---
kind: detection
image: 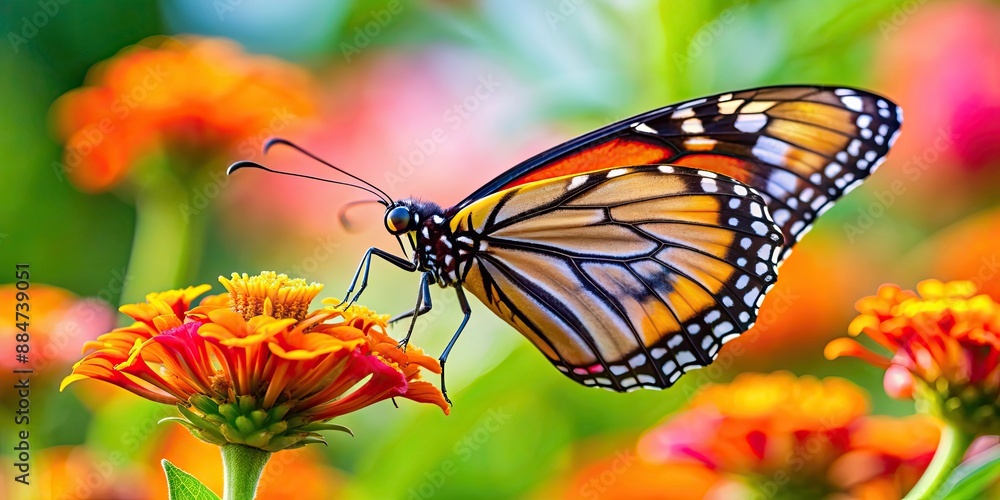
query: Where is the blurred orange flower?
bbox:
[904,206,1000,301]
[8,446,150,500]
[826,280,1000,434]
[61,271,448,452]
[51,35,318,193]
[564,373,937,499]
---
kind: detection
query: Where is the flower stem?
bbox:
[221,444,271,500]
[120,157,202,305]
[904,422,976,500]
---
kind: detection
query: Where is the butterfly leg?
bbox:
[340,247,416,308]
[393,272,433,351]
[438,286,471,406]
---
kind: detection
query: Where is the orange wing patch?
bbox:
[673,154,758,186]
[501,138,673,190]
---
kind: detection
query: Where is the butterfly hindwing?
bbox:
[451,165,784,391]
[458,86,901,261]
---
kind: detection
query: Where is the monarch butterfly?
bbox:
[230,85,901,401]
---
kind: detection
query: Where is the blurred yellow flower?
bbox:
[62,271,448,453]
[51,35,318,193]
[826,280,1000,434]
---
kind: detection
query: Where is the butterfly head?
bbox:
[384,204,414,235]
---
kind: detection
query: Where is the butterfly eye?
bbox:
[385,206,412,234]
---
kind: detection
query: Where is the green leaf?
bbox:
[162,460,221,500]
[934,445,1000,500]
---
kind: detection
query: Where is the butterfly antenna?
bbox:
[227,161,391,203]
[338,199,389,232]
[264,138,394,204]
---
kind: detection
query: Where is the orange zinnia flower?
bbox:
[51,36,318,193]
[61,272,448,452]
[571,372,937,499]
[826,280,1000,434]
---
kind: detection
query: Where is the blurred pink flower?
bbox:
[219,49,553,256]
[0,284,115,371]
[876,0,1000,172]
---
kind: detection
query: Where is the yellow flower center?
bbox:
[220,271,323,321]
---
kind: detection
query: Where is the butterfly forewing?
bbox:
[459,86,901,262]
[452,166,784,391]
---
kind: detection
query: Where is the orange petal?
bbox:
[824,338,891,368]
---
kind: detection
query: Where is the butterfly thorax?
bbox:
[404,200,475,288]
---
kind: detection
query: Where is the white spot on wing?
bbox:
[752,136,792,164]
[682,118,705,134]
[660,359,677,374]
[568,175,589,191]
[841,95,864,112]
[825,163,842,178]
[718,99,743,114]
[671,108,695,119]
[676,350,696,365]
[771,208,790,225]
[848,139,861,156]
[629,353,647,368]
[633,122,657,134]
[735,113,767,133]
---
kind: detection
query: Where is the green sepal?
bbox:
[298,422,354,436]
[218,403,240,422]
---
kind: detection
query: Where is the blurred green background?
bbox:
[2,0,1000,498]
